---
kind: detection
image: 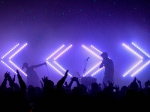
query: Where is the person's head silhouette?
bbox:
[101,52,108,59]
[22,62,29,69]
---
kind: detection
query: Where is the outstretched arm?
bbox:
[31,62,46,68]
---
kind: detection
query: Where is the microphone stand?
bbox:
[83,58,89,77]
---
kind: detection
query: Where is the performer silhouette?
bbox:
[22,62,46,87]
[99,52,114,85]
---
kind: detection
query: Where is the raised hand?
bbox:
[42,76,49,83]
[108,81,114,87]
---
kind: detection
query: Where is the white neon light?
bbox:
[123,60,143,77]
[54,61,72,77]
[9,60,27,76]
[82,45,102,59]
[91,67,104,76]
[122,43,143,59]
[46,61,64,76]
[54,45,72,60]
[9,43,27,59]
[90,45,102,54]
[1,60,17,74]
[1,43,19,59]
[132,42,150,58]
[131,60,150,77]
[46,45,65,60]
[83,62,101,77]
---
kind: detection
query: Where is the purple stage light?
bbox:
[1,43,19,59]
[132,42,150,58]
[9,60,27,76]
[131,60,150,77]
[82,45,103,77]
[46,61,64,76]
[82,45,102,59]
[54,61,72,77]
[123,60,143,77]
[54,45,72,60]
[9,43,27,60]
[122,43,143,59]
[90,45,102,54]
[91,67,104,77]
[46,45,65,60]
[1,60,17,74]
[83,62,101,77]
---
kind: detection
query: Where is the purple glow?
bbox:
[82,45,102,59]
[123,60,143,77]
[9,60,27,76]
[131,60,150,77]
[1,43,19,59]
[91,67,104,77]
[1,60,17,74]
[122,43,143,59]
[46,61,64,76]
[132,42,150,58]
[54,45,72,60]
[46,45,65,60]
[9,43,27,59]
[54,61,72,77]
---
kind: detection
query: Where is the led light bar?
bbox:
[1,43,19,59]
[132,42,150,58]
[1,60,17,74]
[90,45,102,54]
[46,61,64,76]
[82,45,102,59]
[122,43,143,59]
[131,60,150,77]
[54,45,72,60]
[83,62,101,77]
[123,60,143,77]
[9,43,27,59]
[46,45,65,60]
[54,61,72,77]
[9,60,27,76]
[91,67,104,76]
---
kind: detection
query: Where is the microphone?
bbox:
[85,57,90,61]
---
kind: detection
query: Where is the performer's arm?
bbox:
[99,61,104,68]
[31,62,46,68]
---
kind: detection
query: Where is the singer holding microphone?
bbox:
[99,52,114,86]
[22,62,47,87]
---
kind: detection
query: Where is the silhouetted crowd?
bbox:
[0,70,150,112]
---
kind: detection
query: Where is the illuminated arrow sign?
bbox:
[46,44,72,77]
[131,42,150,77]
[122,42,150,77]
[1,43,19,74]
[82,45,103,77]
[9,43,28,76]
